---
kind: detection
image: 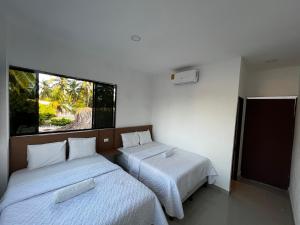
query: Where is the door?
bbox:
[231,97,244,180]
[241,98,296,189]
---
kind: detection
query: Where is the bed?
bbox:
[0,154,168,225]
[117,141,218,219]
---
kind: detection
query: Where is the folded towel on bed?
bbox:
[54,178,96,203]
[163,149,175,158]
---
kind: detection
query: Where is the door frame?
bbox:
[247,96,297,99]
[240,96,297,189]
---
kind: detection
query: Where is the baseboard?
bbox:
[288,188,298,225]
[209,184,230,195]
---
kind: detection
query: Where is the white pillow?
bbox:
[138,130,152,145]
[121,132,140,148]
[27,141,66,170]
[68,137,96,161]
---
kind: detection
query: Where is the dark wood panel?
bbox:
[241,99,296,189]
[98,129,115,154]
[114,125,152,149]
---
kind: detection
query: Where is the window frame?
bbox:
[9,65,117,136]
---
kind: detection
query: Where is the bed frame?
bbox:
[114,125,152,149]
[9,125,152,174]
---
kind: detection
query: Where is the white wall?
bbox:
[0,17,154,193]
[290,75,300,225]
[238,59,248,97]
[7,19,153,128]
[246,66,300,97]
[0,14,9,195]
[236,60,248,177]
[151,58,242,191]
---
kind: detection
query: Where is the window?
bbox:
[9,67,116,136]
[38,73,94,133]
[94,83,116,129]
[9,69,39,135]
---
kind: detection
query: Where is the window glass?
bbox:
[9,69,38,135]
[39,73,93,133]
[94,83,116,129]
[9,67,116,136]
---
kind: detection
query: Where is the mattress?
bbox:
[118,142,158,169]
[0,154,168,225]
[117,142,218,219]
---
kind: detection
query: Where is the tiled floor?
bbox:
[169,180,295,225]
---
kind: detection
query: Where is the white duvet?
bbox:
[118,142,218,219]
[0,155,168,225]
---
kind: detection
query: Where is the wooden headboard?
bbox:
[9,129,114,174]
[114,125,152,149]
[9,125,152,174]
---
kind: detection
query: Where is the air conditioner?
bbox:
[171,70,199,85]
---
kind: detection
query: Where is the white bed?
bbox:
[0,154,168,225]
[117,142,218,219]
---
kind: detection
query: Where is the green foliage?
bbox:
[39,103,56,115]
[39,104,56,125]
[9,70,37,114]
[50,117,72,126]
[38,74,94,128]
[39,75,93,115]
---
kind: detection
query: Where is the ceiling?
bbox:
[4,0,300,74]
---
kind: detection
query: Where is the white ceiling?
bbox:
[5,0,300,74]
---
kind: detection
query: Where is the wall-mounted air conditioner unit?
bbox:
[171,70,199,85]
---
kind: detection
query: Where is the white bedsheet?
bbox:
[0,155,168,225]
[118,142,218,219]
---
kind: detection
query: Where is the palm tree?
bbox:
[46,77,70,114]
[38,75,94,115]
[67,80,81,104]
[10,70,36,93]
[40,80,52,100]
[79,81,93,107]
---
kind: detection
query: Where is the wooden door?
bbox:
[241,98,296,189]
